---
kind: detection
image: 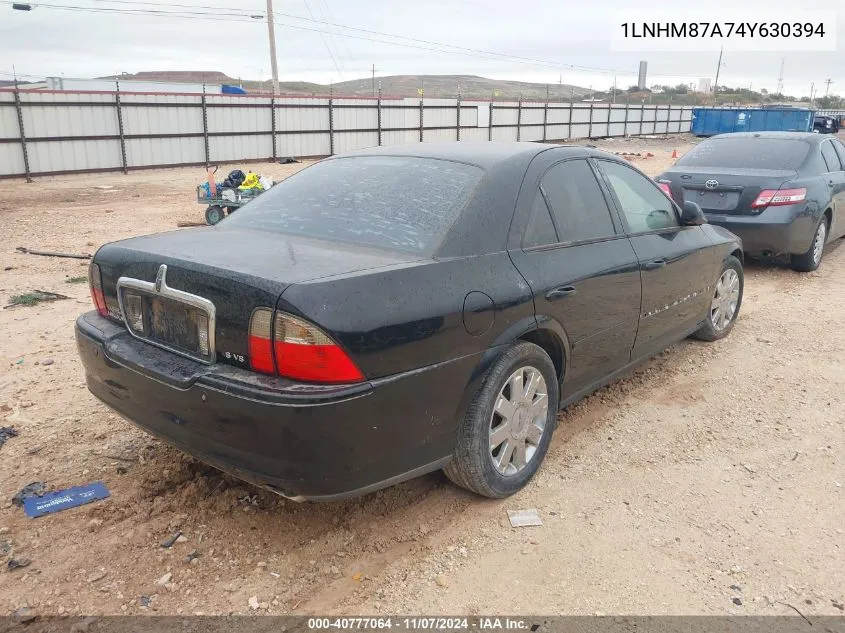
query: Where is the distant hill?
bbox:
[100,72,590,100]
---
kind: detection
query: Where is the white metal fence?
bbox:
[0,89,694,180]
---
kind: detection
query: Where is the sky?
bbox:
[1,0,842,98]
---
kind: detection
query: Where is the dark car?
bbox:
[814,115,840,134]
[657,132,845,272]
[76,142,743,501]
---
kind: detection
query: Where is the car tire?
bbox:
[444,342,559,498]
[790,218,827,272]
[691,255,743,342]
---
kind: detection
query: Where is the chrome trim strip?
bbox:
[116,264,217,364]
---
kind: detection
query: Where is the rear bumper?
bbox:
[75,312,473,500]
[704,205,816,256]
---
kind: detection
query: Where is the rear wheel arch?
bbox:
[450,318,569,438]
[518,326,566,383]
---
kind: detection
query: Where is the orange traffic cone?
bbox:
[671,149,678,159]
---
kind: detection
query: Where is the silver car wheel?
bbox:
[489,366,548,476]
[812,222,826,266]
[710,268,740,332]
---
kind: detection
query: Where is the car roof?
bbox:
[332,141,574,168]
[709,131,823,143]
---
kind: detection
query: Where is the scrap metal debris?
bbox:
[0,426,18,450]
[15,247,92,260]
[507,508,543,528]
[160,532,182,549]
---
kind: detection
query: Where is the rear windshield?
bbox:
[676,138,810,170]
[223,156,484,254]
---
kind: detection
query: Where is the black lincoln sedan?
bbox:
[657,132,845,271]
[76,142,742,501]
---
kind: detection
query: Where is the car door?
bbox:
[508,154,642,399]
[594,158,716,361]
[821,139,845,240]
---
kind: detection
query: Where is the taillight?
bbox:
[248,308,276,374]
[249,308,363,383]
[274,312,364,383]
[89,263,108,317]
[657,181,672,198]
[751,188,807,209]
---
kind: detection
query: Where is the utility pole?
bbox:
[776,58,785,95]
[712,46,724,103]
[824,78,833,97]
[612,76,617,104]
[265,0,279,95]
[809,82,815,107]
[372,64,377,97]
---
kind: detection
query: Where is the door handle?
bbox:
[643,259,667,271]
[546,286,577,301]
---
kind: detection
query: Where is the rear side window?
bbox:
[599,160,678,234]
[676,138,810,170]
[224,156,483,254]
[833,140,845,168]
[523,192,558,248]
[820,141,842,172]
[539,160,616,243]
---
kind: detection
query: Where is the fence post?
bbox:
[516,98,522,142]
[201,84,210,165]
[623,98,630,137]
[568,99,574,140]
[13,86,32,183]
[328,98,335,156]
[665,105,671,136]
[377,88,383,146]
[456,92,461,141]
[419,98,424,142]
[542,100,548,142]
[488,101,494,141]
[587,102,594,139]
[270,96,277,161]
[114,80,128,174]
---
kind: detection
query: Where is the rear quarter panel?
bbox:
[278,253,536,380]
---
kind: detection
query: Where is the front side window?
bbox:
[599,160,679,234]
[539,159,617,243]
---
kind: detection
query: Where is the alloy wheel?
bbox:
[489,366,548,476]
[710,268,740,332]
[812,222,826,266]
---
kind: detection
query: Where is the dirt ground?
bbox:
[0,135,843,618]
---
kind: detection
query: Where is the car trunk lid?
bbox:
[662,167,797,215]
[93,227,423,370]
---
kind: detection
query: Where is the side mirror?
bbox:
[681,200,707,226]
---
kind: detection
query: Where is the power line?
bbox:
[302,0,344,80]
[9,1,695,79]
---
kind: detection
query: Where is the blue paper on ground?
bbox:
[23,481,110,518]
